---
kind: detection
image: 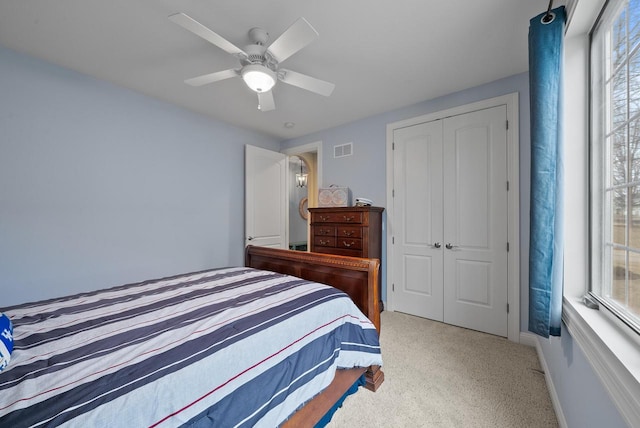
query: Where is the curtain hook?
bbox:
[541,0,555,24]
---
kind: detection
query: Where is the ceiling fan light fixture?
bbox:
[242,64,276,93]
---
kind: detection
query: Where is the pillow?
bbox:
[0,313,13,371]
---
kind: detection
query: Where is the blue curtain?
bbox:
[528,6,566,338]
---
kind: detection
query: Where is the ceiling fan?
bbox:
[169,13,335,112]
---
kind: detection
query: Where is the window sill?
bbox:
[562,297,640,426]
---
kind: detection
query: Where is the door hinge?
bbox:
[506,181,510,191]
[392,142,395,150]
[392,236,395,244]
[392,189,395,198]
[506,120,509,130]
[392,283,395,292]
[507,242,510,252]
[507,303,510,313]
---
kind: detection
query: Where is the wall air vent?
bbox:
[334,142,353,158]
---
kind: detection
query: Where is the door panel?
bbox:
[404,255,433,294]
[245,145,287,248]
[455,260,491,305]
[443,106,508,337]
[392,121,444,320]
[455,128,490,247]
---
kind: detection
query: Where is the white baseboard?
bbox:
[519,331,538,348]
[520,332,568,428]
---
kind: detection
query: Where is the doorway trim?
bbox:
[283,141,323,249]
[385,93,520,342]
[282,141,323,195]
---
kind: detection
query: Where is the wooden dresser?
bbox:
[309,206,384,309]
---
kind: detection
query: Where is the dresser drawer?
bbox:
[336,238,362,250]
[314,226,336,237]
[313,211,363,224]
[313,247,361,258]
[313,236,336,247]
[337,226,362,238]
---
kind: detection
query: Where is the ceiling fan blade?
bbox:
[267,17,319,63]
[169,13,247,59]
[279,69,335,97]
[184,69,239,86]
[257,91,275,112]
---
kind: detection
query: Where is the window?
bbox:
[591,0,640,333]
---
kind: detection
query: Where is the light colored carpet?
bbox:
[329,311,558,427]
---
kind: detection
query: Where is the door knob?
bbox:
[433,242,441,248]
[247,236,255,241]
[445,243,459,250]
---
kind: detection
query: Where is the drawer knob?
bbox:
[343,231,353,236]
[320,215,330,221]
[343,215,355,221]
[343,241,355,247]
[320,239,330,245]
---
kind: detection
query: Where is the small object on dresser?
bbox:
[318,185,351,207]
[355,197,373,207]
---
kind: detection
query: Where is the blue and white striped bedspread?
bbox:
[0,267,382,427]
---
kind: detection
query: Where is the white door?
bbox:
[245,145,287,248]
[442,106,508,336]
[392,120,444,321]
[392,106,508,337]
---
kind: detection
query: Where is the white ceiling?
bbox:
[0,0,558,140]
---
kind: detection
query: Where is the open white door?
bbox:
[245,145,287,248]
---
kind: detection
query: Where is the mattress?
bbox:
[0,267,382,427]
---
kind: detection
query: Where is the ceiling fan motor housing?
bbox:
[243,44,266,63]
[241,38,278,93]
[242,43,277,69]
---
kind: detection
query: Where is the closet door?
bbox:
[442,106,508,336]
[391,105,509,337]
[392,121,444,321]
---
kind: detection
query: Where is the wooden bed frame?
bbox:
[244,246,384,426]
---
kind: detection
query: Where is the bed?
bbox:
[0,246,383,427]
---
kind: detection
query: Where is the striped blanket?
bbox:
[0,267,382,427]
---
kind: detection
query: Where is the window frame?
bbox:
[589,0,640,336]
[561,0,640,426]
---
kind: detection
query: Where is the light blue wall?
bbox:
[0,46,280,307]
[540,331,628,427]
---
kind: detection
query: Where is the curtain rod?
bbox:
[542,0,555,23]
